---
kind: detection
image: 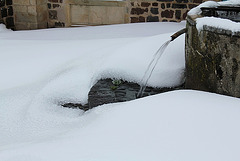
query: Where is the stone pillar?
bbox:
[13,0,48,30]
[185,15,240,97]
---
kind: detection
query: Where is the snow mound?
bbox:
[0,24,11,33]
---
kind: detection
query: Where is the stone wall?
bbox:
[129,0,220,23]
[2,0,222,30]
[0,0,14,29]
[185,15,240,97]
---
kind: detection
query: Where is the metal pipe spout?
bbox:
[171,28,187,41]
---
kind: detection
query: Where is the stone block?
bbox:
[49,10,57,19]
[55,21,65,27]
[48,0,58,3]
[130,17,138,23]
[15,22,28,30]
[37,5,47,22]
[15,12,37,23]
[0,0,5,7]
[157,0,173,2]
[161,3,165,9]
[56,7,66,22]
[147,16,159,22]
[47,3,51,9]
[53,4,60,8]
[29,0,36,5]
[172,3,187,8]
[37,22,48,28]
[193,0,202,3]
[175,10,181,19]
[107,7,125,24]
[47,21,55,28]
[151,8,159,14]
[28,22,38,29]
[167,3,171,8]
[161,10,174,18]
[131,8,148,15]
[7,6,13,16]
[37,0,47,5]
[176,0,188,3]
[6,16,14,28]
[28,6,37,15]
[183,10,188,19]
[188,4,197,9]
[13,6,27,13]
[89,6,108,24]
[139,16,145,22]
[12,0,29,5]
[1,7,7,18]
[141,2,150,7]
[152,3,158,7]
[71,5,89,24]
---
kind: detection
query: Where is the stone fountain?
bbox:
[185,4,240,97]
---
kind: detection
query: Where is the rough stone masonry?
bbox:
[129,0,220,23]
[0,0,14,29]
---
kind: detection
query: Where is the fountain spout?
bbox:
[171,28,187,41]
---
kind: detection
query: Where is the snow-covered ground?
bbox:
[0,20,240,161]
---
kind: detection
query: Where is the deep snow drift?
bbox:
[0,22,240,161]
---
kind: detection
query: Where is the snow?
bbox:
[188,0,240,16]
[0,21,240,161]
[187,1,220,16]
[196,17,240,34]
[1,91,240,161]
[188,0,240,34]
[0,24,11,33]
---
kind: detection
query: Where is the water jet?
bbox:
[137,28,187,98]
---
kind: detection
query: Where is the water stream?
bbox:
[137,39,171,98]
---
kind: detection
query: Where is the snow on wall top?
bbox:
[188,0,240,34]
[188,0,240,16]
[196,17,240,34]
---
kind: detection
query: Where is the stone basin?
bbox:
[63,79,184,111]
